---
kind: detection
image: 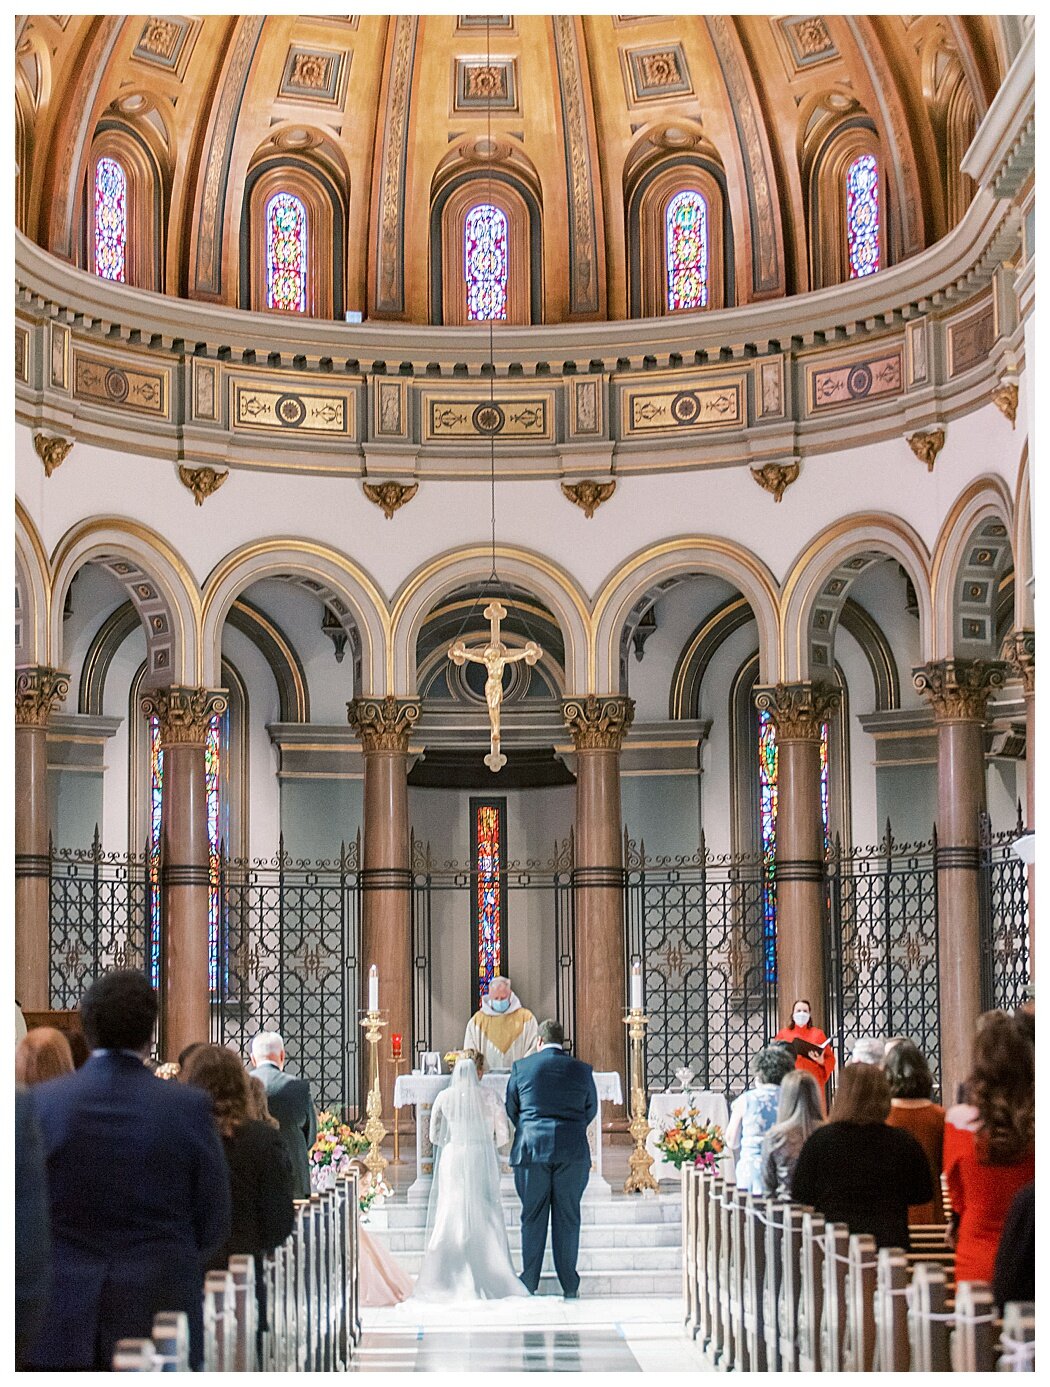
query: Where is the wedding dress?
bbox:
[413,1058,528,1301]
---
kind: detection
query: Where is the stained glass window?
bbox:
[94,156,127,283]
[665,189,709,311]
[464,203,508,321]
[846,153,880,279]
[471,798,506,1004]
[758,711,831,982]
[265,191,308,312]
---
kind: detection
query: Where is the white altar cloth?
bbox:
[394,1069,623,1201]
[645,1088,735,1184]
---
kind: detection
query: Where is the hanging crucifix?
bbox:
[449,601,542,772]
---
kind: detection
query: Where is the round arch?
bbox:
[592,538,781,690]
[16,500,51,666]
[1013,442,1033,630]
[930,475,1014,660]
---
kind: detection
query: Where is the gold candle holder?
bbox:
[361,1009,388,1184]
[623,1007,659,1194]
[385,1054,408,1164]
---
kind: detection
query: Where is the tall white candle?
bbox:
[368,964,379,1012]
[630,958,643,1011]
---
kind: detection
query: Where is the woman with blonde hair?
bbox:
[16,1028,74,1086]
[760,1068,824,1200]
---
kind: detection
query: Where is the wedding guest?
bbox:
[849,1036,886,1067]
[884,1039,945,1223]
[992,1182,1035,1309]
[67,1030,90,1069]
[15,1027,74,1086]
[352,1161,413,1307]
[792,1062,932,1248]
[15,1089,51,1369]
[725,1044,796,1194]
[250,1031,317,1200]
[773,999,836,1104]
[248,1074,280,1129]
[760,1069,824,1200]
[15,999,28,1045]
[943,1012,1034,1284]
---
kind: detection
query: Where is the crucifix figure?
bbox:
[449,601,542,771]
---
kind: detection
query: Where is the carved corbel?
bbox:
[751,460,799,503]
[992,381,1019,428]
[561,479,615,518]
[363,480,418,519]
[907,428,945,472]
[34,433,73,478]
[178,465,229,506]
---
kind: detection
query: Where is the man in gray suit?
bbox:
[250,1031,317,1200]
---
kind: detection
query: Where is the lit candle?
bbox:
[631,958,644,1011]
[368,964,379,1012]
[391,1032,403,1059]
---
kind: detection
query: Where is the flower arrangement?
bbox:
[654,1107,726,1171]
[359,1175,391,1216]
[309,1110,368,1189]
[443,1050,463,1070]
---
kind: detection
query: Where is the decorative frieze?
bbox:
[562,695,635,751]
[15,666,70,727]
[1000,630,1035,695]
[912,659,1008,722]
[621,377,744,434]
[423,391,553,443]
[231,377,355,435]
[947,299,996,377]
[752,681,841,740]
[807,347,903,414]
[74,350,170,418]
[348,696,421,753]
[140,685,229,745]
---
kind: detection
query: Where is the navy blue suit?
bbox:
[505,1046,598,1295]
[27,1051,231,1370]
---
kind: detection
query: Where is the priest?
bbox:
[463,975,539,1072]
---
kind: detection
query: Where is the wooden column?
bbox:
[347,696,420,1117]
[15,666,70,1009]
[752,682,841,1026]
[913,659,1006,1103]
[140,685,228,1061]
[563,695,634,1088]
[1002,630,1035,981]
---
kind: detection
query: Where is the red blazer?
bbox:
[773,1022,836,1090]
[943,1107,1035,1284]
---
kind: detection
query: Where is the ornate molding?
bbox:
[907,428,945,472]
[178,464,228,505]
[751,460,799,502]
[752,681,841,740]
[347,696,421,753]
[551,16,600,314]
[912,659,1008,722]
[140,685,229,745]
[34,432,73,477]
[1001,629,1035,694]
[15,666,70,727]
[374,16,418,313]
[562,694,635,751]
[363,480,418,519]
[561,479,615,518]
[992,380,1019,427]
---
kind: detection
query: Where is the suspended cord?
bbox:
[486,13,497,583]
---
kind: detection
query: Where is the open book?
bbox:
[785,1035,832,1064]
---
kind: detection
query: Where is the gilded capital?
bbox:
[1001,630,1035,695]
[752,681,841,740]
[15,666,70,727]
[562,695,635,751]
[348,696,421,752]
[140,685,229,745]
[912,659,1007,722]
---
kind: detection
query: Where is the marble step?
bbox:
[378,1196,681,1231]
[534,1270,681,1296]
[379,1221,682,1253]
[375,1245,682,1275]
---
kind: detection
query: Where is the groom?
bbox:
[505,1019,597,1299]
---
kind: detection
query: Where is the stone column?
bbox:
[15,666,70,1010]
[1002,631,1035,980]
[752,682,841,1027]
[913,659,1006,1103]
[140,685,228,1061]
[347,696,420,1117]
[563,695,635,1088]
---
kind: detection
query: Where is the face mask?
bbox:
[489,997,510,1013]
[793,1010,811,1028]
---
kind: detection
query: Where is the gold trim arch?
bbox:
[49,517,201,687]
[201,539,389,695]
[1013,442,1033,630]
[15,500,51,665]
[930,475,1014,661]
[592,538,781,691]
[780,515,934,683]
[390,546,592,698]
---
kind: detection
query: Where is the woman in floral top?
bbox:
[725,1044,796,1194]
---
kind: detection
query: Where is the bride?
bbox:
[413,1055,528,1301]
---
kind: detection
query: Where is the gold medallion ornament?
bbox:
[449,602,542,772]
[178,465,228,505]
[363,480,418,519]
[561,479,615,518]
[906,428,945,472]
[33,433,74,478]
[751,460,800,502]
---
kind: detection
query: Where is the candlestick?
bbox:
[391,1032,403,1060]
[368,964,379,1012]
[622,1006,658,1194]
[385,1052,408,1164]
[630,958,643,1012]
[361,1007,388,1184]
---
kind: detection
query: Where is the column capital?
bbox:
[912,659,1008,722]
[1001,629,1036,694]
[348,696,421,752]
[140,685,228,745]
[752,681,840,739]
[562,695,635,751]
[15,665,70,727]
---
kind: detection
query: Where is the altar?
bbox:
[645,1088,734,1183]
[393,1070,623,1201]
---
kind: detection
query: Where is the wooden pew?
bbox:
[112,1339,157,1370]
[743,1195,769,1370]
[797,1210,825,1372]
[846,1233,878,1371]
[909,1262,952,1370]
[777,1204,806,1371]
[727,1184,749,1370]
[997,1301,1035,1372]
[822,1222,850,1372]
[762,1199,786,1371]
[228,1254,257,1372]
[874,1246,910,1372]
[707,1177,726,1366]
[717,1179,735,1368]
[682,1165,699,1337]
[951,1281,997,1371]
[202,1270,236,1372]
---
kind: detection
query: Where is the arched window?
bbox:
[471,797,507,1009]
[94,155,128,282]
[265,191,308,313]
[846,153,880,278]
[464,203,509,321]
[665,189,709,310]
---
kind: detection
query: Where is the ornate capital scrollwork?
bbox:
[906,428,945,472]
[750,460,799,503]
[912,659,1008,722]
[1001,629,1035,694]
[15,665,70,727]
[33,433,73,478]
[347,696,421,752]
[562,694,635,751]
[752,681,841,739]
[140,685,229,745]
[363,480,418,519]
[178,464,229,506]
[561,479,615,518]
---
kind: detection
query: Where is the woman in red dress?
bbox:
[773,998,836,1110]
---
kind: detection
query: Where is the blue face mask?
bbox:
[489,997,510,1013]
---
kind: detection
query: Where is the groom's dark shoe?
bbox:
[519,1275,537,1295]
[563,1291,579,1300]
